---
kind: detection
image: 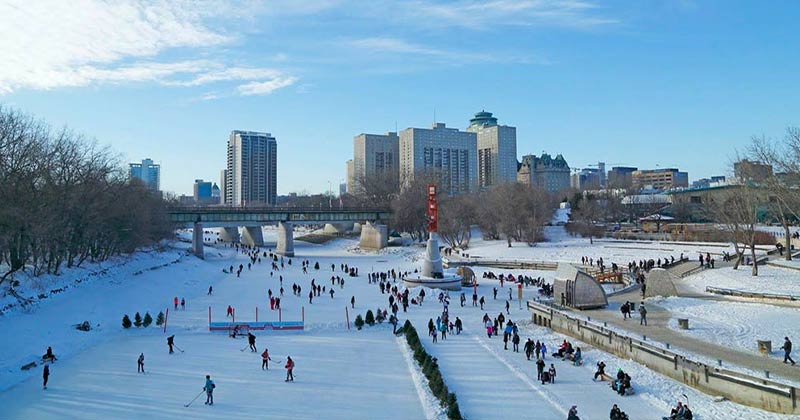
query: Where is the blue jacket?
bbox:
[204,379,215,392]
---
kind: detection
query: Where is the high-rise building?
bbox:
[219,169,228,204]
[607,166,638,189]
[571,168,601,190]
[631,168,689,190]
[345,160,354,194]
[466,111,517,189]
[399,122,477,195]
[129,158,160,192]
[193,179,218,205]
[351,132,400,194]
[225,130,278,206]
[517,153,570,192]
[598,162,606,187]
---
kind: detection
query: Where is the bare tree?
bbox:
[748,130,800,261]
[0,106,172,286]
[569,194,605,244]
[438,194,476,249]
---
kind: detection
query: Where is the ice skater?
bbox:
[285,357,295,381]
[137,353,145,373]
[203,375,215,405]
[42,365,50,390]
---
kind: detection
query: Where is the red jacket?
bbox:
[285,359,294,369]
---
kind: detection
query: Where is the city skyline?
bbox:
[2,1,799,195]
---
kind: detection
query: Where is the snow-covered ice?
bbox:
[1,225,798,419]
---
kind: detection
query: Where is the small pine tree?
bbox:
[446,394,463,420]
[354,314,365,330]
[365,310,375,326]
[134,312,143,327]
[122,314,132,329]
[156,311,165,326]
[143,312,153,327]
[314,262,319,270]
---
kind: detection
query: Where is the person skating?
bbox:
[137,353,145,373]
[479,296,485,310]
[512,332,520,352]
[351,296,355,309]
[174,296,179,310]
[208,285,213,295]
[42,346,57,363]
[227,305,233,317]
[454,317,462,335]
[167,335,175,354]
[248,332,257,352]
[285,356,295,381]
[203,375,215,405]
[782,336,796,365]
[548,364,556,383]
[181,298,185,310]
[42,365,50,390]
[261,349,272,370]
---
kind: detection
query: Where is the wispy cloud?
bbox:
[237,76,299,96]
[399,0,618,29]
[0,0,296,96]
[346,37,538,65]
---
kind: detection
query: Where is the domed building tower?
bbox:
[467,110,517,189]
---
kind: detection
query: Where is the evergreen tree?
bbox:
[134,312,143,327]
[122,314,132,329]
[143,312,153,327]
[155,311,165,326]
[365,310,375,326]
[354,314,365,330]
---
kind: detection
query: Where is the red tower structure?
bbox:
[426,184,438,234]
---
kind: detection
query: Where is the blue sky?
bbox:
[2,0,798,195]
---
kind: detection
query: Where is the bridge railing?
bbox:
[167,206,391,213]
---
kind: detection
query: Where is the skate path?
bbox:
[418,329,565,420]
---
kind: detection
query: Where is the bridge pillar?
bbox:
[360,222,388,250]
[220,227,240,243]
[277,222,295,257]
[192,222,205,259]
[242,226,264,247]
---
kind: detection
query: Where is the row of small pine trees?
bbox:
[354,309,385,329]
[398,320,463,420]
[122,311,165,328]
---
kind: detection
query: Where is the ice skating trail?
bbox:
[1,226,797,420]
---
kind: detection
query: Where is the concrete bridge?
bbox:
[167,206,392,259]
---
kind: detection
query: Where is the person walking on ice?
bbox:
[638,302,648,326]
[42,365,50,390]
[783,336,796,365]
[137,353,145,373]
[167,335,175,354]
[285,356,295,381]
[248,333,257,352]
[203,375,215,405]
[261,349,273,370]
